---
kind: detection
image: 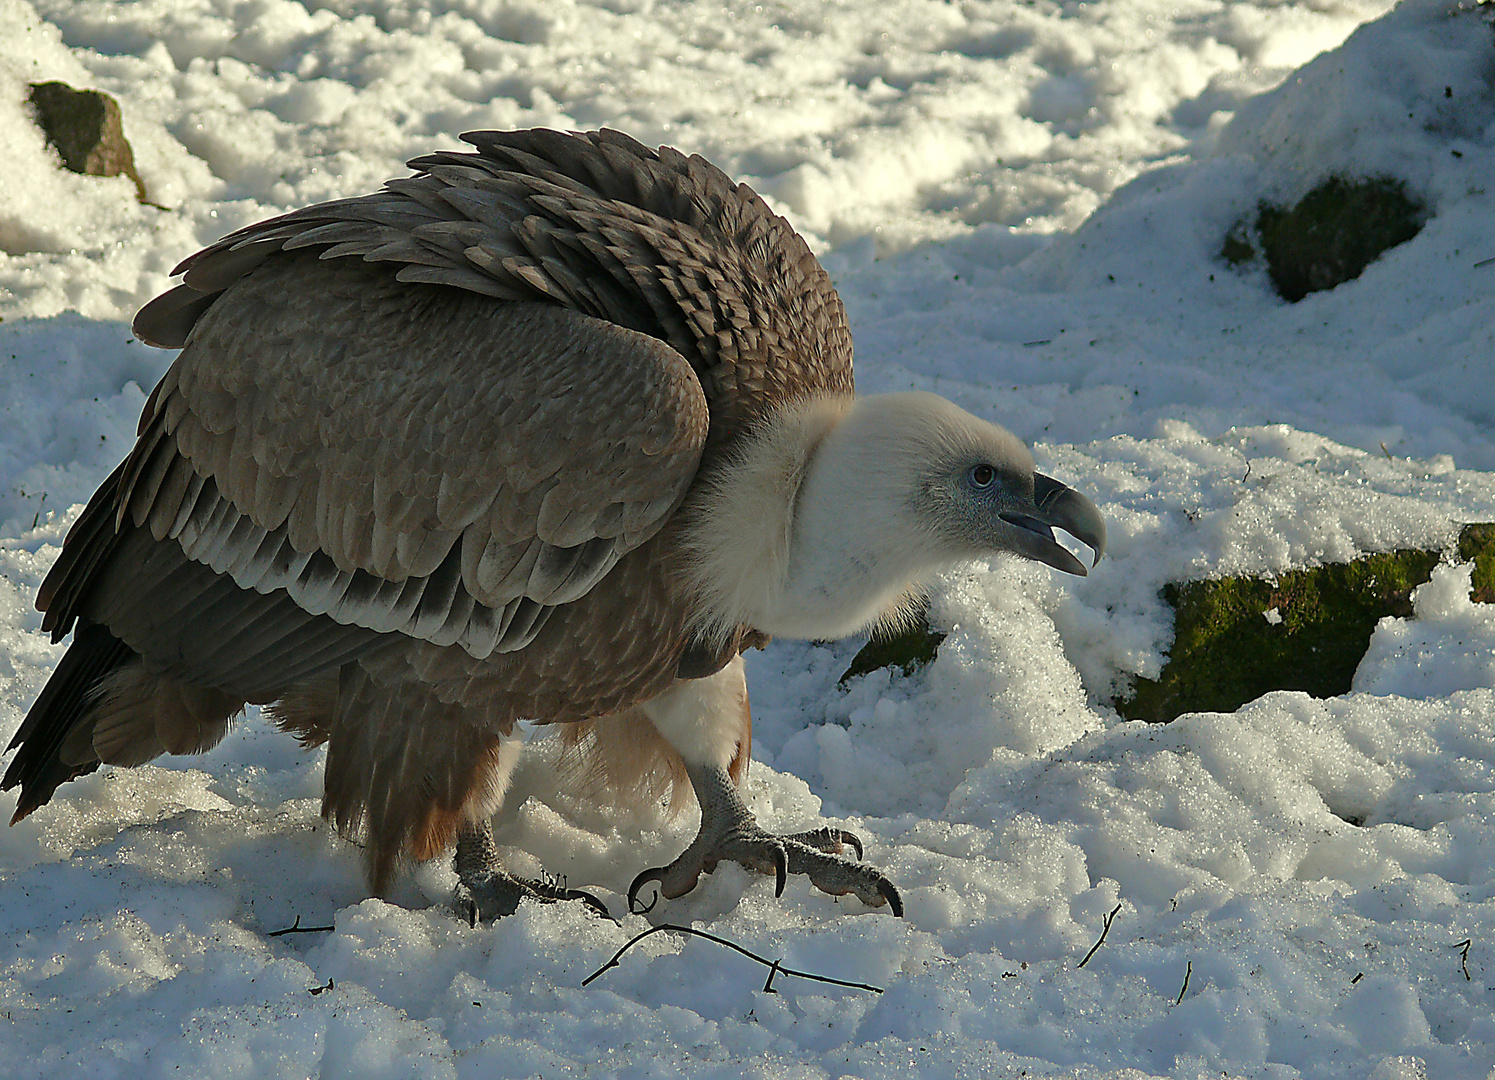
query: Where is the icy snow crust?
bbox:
[2,1,1494,1077]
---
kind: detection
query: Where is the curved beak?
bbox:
[999,473,1107,577]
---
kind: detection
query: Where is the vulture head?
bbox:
[685,390,1106,644]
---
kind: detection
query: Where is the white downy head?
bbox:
[682,391,1105,645]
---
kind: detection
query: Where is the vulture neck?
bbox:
[684,394,950,645]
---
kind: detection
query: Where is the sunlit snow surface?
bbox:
[2,1,1494,1077]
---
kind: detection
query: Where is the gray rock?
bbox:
[26,81,147,202]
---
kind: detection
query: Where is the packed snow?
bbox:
[2,0,1494,1077]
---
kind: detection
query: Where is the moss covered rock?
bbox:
[26,81,146,202]
[1117,524,1495,723]
[1221,176,1427,302]
[838,612,946,685]
[1459,523,1495,603]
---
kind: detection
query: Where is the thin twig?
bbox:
[1474,255,1495,269]
[1452,939,1472,981]
[1077,903,1123,968]
[1351,972,1364,985]
[582,923,883,994]
[268,915,336,938]
[1173,960,1192,1006]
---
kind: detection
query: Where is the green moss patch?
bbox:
[838,612,946,685]
[1458,523,1495,603]
[1117,524,1495,724]
[1221,176,1427,302]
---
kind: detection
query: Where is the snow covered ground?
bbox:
[2,0,1494,1076]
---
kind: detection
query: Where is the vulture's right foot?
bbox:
[454,821,609,923]
[627,763,903,917]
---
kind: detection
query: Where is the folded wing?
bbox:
[43,257,708,686]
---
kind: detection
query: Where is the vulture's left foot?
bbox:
[627,764,903,917]
[454,821,610,923]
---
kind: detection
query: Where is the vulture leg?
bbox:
[308,662,600,918]
[626,658,903,917]
[452,819,609,922]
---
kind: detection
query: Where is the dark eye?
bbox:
[968,464,997,489]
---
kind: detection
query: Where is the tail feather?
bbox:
[38,462,127,641]
[3,623,135,823]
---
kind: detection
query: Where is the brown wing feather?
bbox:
[119,257,709,659]
[133,129,854,443]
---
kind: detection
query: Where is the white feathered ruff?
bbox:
[682,391,1036,647]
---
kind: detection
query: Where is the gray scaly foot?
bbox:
[454,821,610,923]
[627,763,903,916]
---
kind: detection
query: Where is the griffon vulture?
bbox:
[3,129,1104,919]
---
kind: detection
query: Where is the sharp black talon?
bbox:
[841,830,864,860]
[569,889,614,921]
[627,871,662,915]
[772,844,788,897]
[468,899,478,928]
[877,879,904,918]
